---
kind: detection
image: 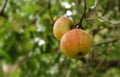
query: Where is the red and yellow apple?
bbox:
[53,16,75,40]
[60,29,92,59]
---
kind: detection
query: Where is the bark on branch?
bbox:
[76,0,87,29]
[0,0,8,17]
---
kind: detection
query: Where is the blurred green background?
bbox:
[0,0,120,77]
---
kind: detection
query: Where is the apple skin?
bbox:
[60,29,92,59]
[53,17,75,40]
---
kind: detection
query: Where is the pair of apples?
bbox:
[53,17,92,59]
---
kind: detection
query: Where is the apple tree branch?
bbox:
[0,0,8,17]
[76,0,87,29]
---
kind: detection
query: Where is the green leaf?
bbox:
[0,51,11,62]
[86,0,95,8]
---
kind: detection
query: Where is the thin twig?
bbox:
[96,39,119,46]
[89,59,105,77]
[48,0,54,25]
[75,0,87,29]
[89,43,113,77]
[0,0,8,16]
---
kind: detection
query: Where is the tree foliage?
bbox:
[0,0,120,77]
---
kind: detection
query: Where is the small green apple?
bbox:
[60,29,92,59]
[53,16,75,40]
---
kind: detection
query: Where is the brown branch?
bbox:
[96,39,119,46]
[89,44,112,77]
[0,0,8,17]
[89,59,105,77]
[89,58,120,77]
[89,38,119,77]
[75,0,87,29]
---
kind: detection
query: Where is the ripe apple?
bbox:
[53,16,75,40]
[60,29,92,59]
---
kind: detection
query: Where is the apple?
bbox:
[60,29,92,59]
[53,16,75,40]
